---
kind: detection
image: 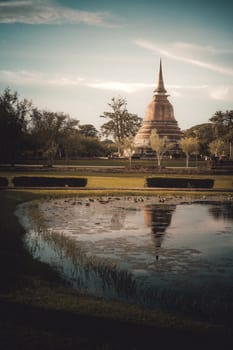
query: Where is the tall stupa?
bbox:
[134,60,182,154]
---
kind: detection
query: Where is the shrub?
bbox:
[12,176,87,188]
[0,177,8,187]
[145,177,214,188]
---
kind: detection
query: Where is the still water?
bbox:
[16,197,233,322]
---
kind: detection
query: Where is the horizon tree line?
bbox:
[0,87,232,166]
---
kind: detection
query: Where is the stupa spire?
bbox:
[154,59,167,94]
[134,60,182,152]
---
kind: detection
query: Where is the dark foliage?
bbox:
[12,176,87,188]
[146,177,214,188]
[0,177,8,187]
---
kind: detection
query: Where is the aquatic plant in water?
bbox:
[24,199,137,300]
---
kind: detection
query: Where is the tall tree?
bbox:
[79,124,98,138]
[122,136,136,168]
[59,123,80,162]
[208,139,225,159]
[210,110,233,159]
[0,88,32,164]
[180,137,199,168]
[183,123,214,157]
[76,136,105,157]
[29,109,79,165]
[149,129,172,167]
[100,97,142,156]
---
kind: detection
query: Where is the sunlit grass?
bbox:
[1,172,233,191]
[87,175,145,188]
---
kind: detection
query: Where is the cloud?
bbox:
[0,69,85,86]
[171,42,233,55]
[209,86,233,101]
[1,70,150,92]
[88,81,210,95]
[0,0,116,27]
[86,81,154,93]
[168,84,209,97]
[169,84,208,90]
[3,68,229,102]
[134,39,233,77]
[0,69,212,97]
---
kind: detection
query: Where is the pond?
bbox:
[16,196,233,323]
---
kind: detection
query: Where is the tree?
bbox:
[29,109,79,165]
[183,123,214,157]
[180,137,199,168]
[76,136,105,157]
[122,136,136,168]
[79,124,99,138]
[210,110,233,159]
[0,88,32,164]
[100,139,117,157]
[100,97,142,156]
[59,129,80,162]
[149,129,172,167]
[208,139,225,159]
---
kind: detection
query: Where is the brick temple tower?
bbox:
[134,60,182,154]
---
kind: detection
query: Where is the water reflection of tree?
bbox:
[110,208,127,230]
[144,204,176,248]
[208,202,233,221]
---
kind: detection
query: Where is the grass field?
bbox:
[0,171,233,349]
[6,157,206,168]
[0,167,233,190]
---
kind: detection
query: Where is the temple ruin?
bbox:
[134,60,182,155]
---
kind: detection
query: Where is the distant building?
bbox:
[134,60,182,155]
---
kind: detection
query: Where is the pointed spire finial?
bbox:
[154,59,167,95]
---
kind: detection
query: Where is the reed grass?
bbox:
[25,200,137,300]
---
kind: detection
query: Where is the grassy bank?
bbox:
[1,186,233,349]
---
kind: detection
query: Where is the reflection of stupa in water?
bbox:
[144,204,176,248]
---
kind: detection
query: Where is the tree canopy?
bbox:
[79,124,98,138]
[183,111,233,159]
[0,88,32,163]
[180,137,199,167]
[210,110,233,141]
[149,129,172,167]
[100,97,142,155]
[0,88,107,163]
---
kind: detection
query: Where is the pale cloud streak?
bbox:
[209,86,233,101]
[88,82,210,95]
[1,69,232,101]
[0,70,85,87]
[134,39,233,77]
[0,0,116,27]
[171,42,233,55]
[0,70,153,92]
[86,81,154,93]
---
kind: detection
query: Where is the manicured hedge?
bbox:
[145,177,214,188]
[12,176,87,188]
[0,177,8,187]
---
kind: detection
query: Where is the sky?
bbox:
[0,0,232,132]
